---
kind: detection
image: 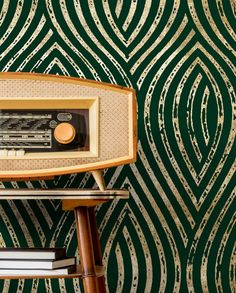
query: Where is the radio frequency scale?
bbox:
[0,109,88,154]
[0,73,137,179]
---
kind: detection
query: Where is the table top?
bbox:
[0,189,129,200]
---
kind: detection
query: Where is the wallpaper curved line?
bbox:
[0,1,235,292]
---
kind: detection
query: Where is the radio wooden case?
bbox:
[0,73,137,179]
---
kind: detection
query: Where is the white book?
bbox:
[0,265,76,276]
[0,248,66,260]
[0,257,76,269]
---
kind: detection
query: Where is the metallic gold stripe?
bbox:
[129,167,180,292]
[73,0,131,85]
[138,143,192,241]
[46,0,100,80]
[0,0,10,27]
[0,1,23,46]
[3,15,46,71]
[122,0,137,32]
[132,1,183,76]
[202,0,236,56]
[115,243,125,291]
[188,1,235,72]
[186,170,235,291]
[201,86,210,146]
[200,190,235,292]
[115,0,123,18]
[216,210,235,292]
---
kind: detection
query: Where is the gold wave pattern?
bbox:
[0,1,235,292]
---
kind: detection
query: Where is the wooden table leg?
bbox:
[88,207,106,293]
[75,206,100,293]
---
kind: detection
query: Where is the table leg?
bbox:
[75,206,100,293]
[88,207,106,293]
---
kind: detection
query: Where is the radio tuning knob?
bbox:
[54,122,76,144]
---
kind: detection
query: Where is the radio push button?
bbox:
[8,149,16,156]
[54,122,76,144]
[0,149,8,156]
[16,149,25,157]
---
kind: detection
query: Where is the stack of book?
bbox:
[0,247,76,276]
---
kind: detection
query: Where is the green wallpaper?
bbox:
[0,1,235,292]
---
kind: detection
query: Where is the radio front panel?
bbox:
[0,109,88,153]
[0,73,136,178]
[0,96,97,159]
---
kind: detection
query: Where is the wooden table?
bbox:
[0,189,129,293]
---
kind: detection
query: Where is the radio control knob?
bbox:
[54,122,76,144]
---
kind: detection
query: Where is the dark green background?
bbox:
[0,1,235,292]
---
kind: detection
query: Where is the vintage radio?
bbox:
[0,73,137,180]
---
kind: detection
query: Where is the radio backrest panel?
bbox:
[0,73,137,179]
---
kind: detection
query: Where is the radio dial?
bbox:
[54,122,76,144]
